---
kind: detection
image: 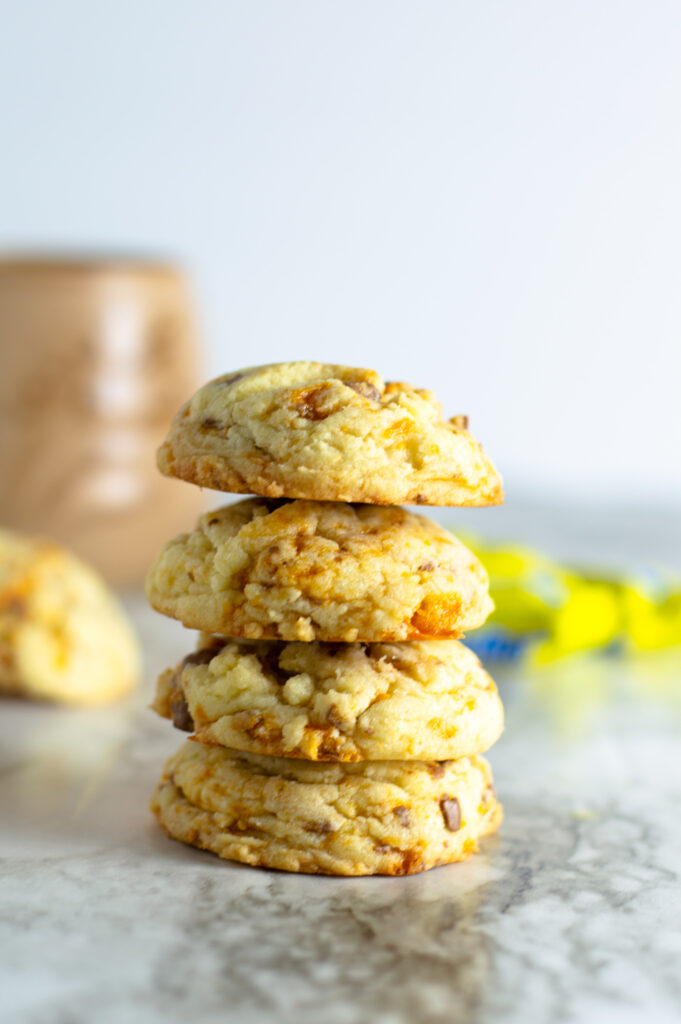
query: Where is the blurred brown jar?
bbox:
[0,256,203,587]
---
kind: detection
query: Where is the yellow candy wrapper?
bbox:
[456,534,681,662]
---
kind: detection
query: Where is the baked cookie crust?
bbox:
[157,362,503,507]
[145,498,493,642]
[153,637,504,762]
[151,739,502,875]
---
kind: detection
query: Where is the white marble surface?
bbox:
[2,597,681,1024]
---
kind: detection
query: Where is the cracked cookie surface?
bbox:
[150,739,502,875]
[157,362,503,506]
[153,637,503,761]
[145,498,493,642]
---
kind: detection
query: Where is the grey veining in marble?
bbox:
[2,596,681,1024]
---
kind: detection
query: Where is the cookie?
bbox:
[145,498,493,642]
[150,739,502,875]
[156,362,503,506]
[153,637,504,761]
[0,530,139,705]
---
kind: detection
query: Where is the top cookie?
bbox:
[157,362,503,506]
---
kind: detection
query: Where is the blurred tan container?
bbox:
[0,256,203,587]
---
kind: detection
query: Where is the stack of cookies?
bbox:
[146,362,504,876]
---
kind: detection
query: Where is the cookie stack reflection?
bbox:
[146,363,504,875]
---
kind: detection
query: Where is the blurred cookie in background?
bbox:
[0,529,140,705]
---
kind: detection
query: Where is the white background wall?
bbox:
[1,1,680,504]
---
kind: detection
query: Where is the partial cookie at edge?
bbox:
[0,529,139,705]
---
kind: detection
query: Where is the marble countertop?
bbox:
[3,590,681,1024]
